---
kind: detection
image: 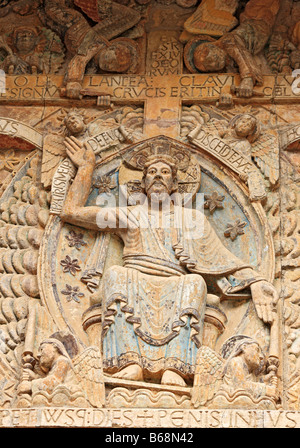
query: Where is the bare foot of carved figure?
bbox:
[112,364,143,381]
[161,370,187,387]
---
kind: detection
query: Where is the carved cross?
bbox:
[84,73,235,138]
[82,72,299,139]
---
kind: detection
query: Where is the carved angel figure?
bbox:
[183,0,281,97]
[188,112,279,202]
[41,107,139,195]
[17,333,104,408]
[192,336,279,408]
[41,110,90,189]
[39,0,142,97]
[220,113,280,189]
[0,26,64,75]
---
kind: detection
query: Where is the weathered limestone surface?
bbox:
[0,0,299,429]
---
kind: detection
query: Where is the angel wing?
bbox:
[251,129,279,186]
[183,0,238,37]
[41,133,66,189]
[0,153,51,406]
[74,0,101,22]
[180,105,211,138]
[73,346,105,408]
[73,0,141,41]
[191,345,225,408]
[201,117,229,136]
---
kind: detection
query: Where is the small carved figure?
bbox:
[0,26,64,75]
[219,113,260,159]
[192,336,279,408]
[221,113,280,193]
[183,0,281,97]
[17,337,83,400]
[17,333,105,408]
[39,0,142,97]
[41,109,90,189]
[219,336,278,401]
[1,27,42,74]
[189,112,280,201]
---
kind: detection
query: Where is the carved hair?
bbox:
[141,154,178,192]
[142,154,178,179]
[12,26,39,41]
[222,336,265,376]
[63,109,86,125]
[230,113,261,143]
[39,338,71,360]
[193,42,226,72]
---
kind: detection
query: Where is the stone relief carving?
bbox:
[17,332,104,408]
[0,0,291,85]
[181,105,281,202]
[40,106,143,214]
[0,116,296,425]
[192,336,279,409]
[23,132,275,410]
[39,0,143,97]
[0,0,297,100]
[0,0,300,430]
[183,0,280,97]
[0,26,64,75]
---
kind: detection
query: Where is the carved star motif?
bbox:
[204,191,225,214]
[224,219,247,241]
[0,149,20,173]
[65,230,87,250]
[61,284,84,303]
[60,255,81,276]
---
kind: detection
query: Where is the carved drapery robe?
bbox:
[101,206,263,381]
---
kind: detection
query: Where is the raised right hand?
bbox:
[64,136,95,169]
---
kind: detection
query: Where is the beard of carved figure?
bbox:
[141,157,178,204]
[193,42,226,72]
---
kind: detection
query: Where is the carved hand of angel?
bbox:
[216,93,233,108]
[22,368,36,381]
[64,81,82,100]
[250,280,279,325]
[265,384,279,401]
[236,77,254,98]
[17,369,36,395]
[64,136,95,169]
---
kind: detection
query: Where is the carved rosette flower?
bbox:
[0,149,20,173]
[224,219,247,241]
[65,230,87,250]
[60,255,81,276]
[61,284,84,303]
[204,191,225,214]
[93,175,116,194]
